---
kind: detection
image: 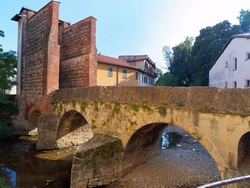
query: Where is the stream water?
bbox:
[0,136,72,188]
[0,128,223,188]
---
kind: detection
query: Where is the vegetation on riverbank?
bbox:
[0,30,18,137]
[0,94,18,137]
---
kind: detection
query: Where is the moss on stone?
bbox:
[93,101,99,112]
[80,101,88,112]
[142,105,153,113]
[176,102,185,107]
[157,106,167,117]
[113,103,121,114]
[130,104,140,112]
[59,102,63,111]
[191,132,203,141]
[72,100,76,109]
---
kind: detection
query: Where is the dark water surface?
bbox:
[0,136,71,188]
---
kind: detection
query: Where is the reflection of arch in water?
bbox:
[56,110,93,148]
[0,167,16,187]
[238,131,250,166]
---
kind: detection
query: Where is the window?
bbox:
[108,67,113,77]
[123,69,127,78]
[234,58,237,70]
[150,78,154,85]
[144,76,148,84]
[246,53,250,60]
[225,61,228,68]
[135,72,138,80]
[246,80,250,87]
[234,81,237,88]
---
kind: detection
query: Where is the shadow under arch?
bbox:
[56,110,93,148]
[123,123,167,172]
[238,131,250,167]
[29,110,41,128]
[122,123,221,183]
[26,107,41,135]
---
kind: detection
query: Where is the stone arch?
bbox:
[123,123,167,172]
[26,106,41,135]
[123,121,222,179]
[56,110,93,148]
[29,110,41,128]
[238,131,250,166]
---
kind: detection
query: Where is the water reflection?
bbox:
[0,167,16,188]
[162,131,183,149]
[0,137,71,188]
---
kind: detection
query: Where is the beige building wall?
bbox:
[97,63,140,86]
[134,60,145,70]
[117,67,140,86]
[97,63,117,86]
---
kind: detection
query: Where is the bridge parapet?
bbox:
[53,86,250,116]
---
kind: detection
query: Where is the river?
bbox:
[0,136,72,188]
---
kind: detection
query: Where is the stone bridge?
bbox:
[35,86,250,187]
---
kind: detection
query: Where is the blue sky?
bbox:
[1,0,250,69]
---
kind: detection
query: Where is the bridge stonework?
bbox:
[35,86,250,186]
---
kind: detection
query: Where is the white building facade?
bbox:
[209,33,250,88]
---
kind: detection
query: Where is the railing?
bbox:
[197,175,250,188]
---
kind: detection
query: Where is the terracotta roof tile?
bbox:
[97,54,138,69]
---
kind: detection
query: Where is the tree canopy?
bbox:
[238,9,250,32]
[157,10,248,86]
[0,30,18,136]
[0,30,17,93]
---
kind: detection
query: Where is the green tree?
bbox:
[238,9,250,32]
[189,20,240,85]
[0,31,17,93]
[155,72,176,86]
[0,30,18,136]
[162,45,173,69]
[169,37,193,86]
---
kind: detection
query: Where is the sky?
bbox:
[1,0,250,69]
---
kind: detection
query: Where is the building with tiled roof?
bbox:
[97,54,157,86]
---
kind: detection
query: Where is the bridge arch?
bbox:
[29,109,41,128]
[120,111,226,178]
[123,123,167,171]
[238,131,250,167]
[56,110,93,148]
[123,122,221,178]
[25,105,41,135]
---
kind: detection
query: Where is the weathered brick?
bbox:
[15,1,97,126]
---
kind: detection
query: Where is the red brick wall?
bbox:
[17,1,97,121]
[59,17,97,88]
[23,1,60,115]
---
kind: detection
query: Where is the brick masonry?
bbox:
[59,17,97,88]
[14,1,97,126]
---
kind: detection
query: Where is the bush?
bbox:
[0,177,11,188]
[0,94,18,137]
